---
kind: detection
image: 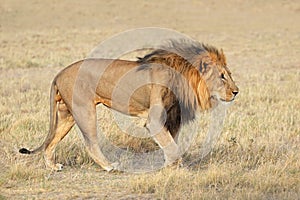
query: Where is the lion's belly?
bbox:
[95,85,151,118]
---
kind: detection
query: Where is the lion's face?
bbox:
[204,64,239,105]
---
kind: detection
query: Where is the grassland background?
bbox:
[0,0,300,199]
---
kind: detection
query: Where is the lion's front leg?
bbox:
[146,113,182,166]
[146,85,182,167]
[152,128,182,167]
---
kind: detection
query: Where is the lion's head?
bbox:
[138,40,239,112]
[198,45,239,107]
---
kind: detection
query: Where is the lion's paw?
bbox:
[103,162,120,172]
[45,161,64,171]
[111,162,120,170]
[165,157,183,169]
[55,163,64,171]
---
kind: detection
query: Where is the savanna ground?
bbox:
[0,0,300,199]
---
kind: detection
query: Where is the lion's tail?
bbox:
[19,80,58,155]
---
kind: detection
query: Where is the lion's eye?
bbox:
[221,73,226,80]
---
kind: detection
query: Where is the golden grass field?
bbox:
[1,0,300,199]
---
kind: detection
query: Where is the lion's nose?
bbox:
[232,91,239,96]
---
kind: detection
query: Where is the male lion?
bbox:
[19,40,239,171]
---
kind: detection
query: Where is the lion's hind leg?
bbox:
[43,101,75,171]
[73,103,118,172]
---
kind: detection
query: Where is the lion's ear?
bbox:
[219,48,227,66]
[199,60,209,74]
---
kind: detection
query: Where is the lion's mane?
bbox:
[137,40,226,136]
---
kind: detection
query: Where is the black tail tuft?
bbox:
[19,148,31,154]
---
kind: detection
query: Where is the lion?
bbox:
[19,40,239,171]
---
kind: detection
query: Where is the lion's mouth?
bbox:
[220,98,235,102]
[211,95,235,103]
[210,95,236,107]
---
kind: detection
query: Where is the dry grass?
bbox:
[1,0,300,199]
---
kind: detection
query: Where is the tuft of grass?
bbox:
[127,163,300,199]
[6,164,44,181]
[0,195,6,200]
